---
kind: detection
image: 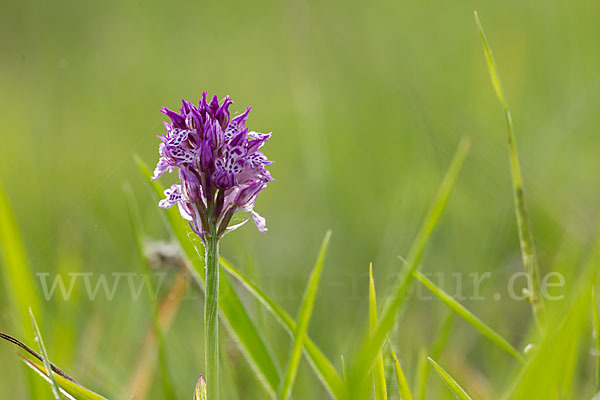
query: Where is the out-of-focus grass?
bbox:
[1,0,600,398]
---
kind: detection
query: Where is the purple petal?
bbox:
[251,211,268,233]
[158,184,182,209]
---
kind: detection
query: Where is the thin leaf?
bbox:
[30,309,63,399]
[505,262,595,399]
[135,156,281,397]
[220,257,345,399]
[413,347,428,400]
[0,332,77,384]
[0,185,42,330]
[414,271,523,362]
[347,137,470,400]
[369,264,387,400]
[0,184,48,399]
[474,10,545,327]
[594,286,600,392]
[428,357,473,400]
[278,231,332,400]
[389,344,413,400]
[20,356,108,400]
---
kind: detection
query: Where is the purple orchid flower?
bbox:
[152,93,273,242]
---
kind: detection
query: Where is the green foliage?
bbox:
[474,10,545,327]
[279,231,331,400]
[0,185,42,331]
[347,137,470,400]
[369,264,387,400]
[414,271,523,362]
[29,309,63,399]
[390,344,413,400]
[428,357,473,400]
[220,257,345,398]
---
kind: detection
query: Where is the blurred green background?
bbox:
[1,0,600,398]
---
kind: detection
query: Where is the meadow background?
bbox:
[1,0,600,398]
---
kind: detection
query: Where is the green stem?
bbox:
[205,229,220,399]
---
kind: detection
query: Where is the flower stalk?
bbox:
[204,227,219,400]
[152,93,273,399]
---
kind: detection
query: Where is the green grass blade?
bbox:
[428,357,473,400]
[506,279,592,399]
[29,309,63,399]
[593,287,600,392]
[390,344,413,400]
[369,264,387,400]
[347,137,470,400]
[278,231,331,400]
[415,313,454,400]
[20,356,108,400]
[220,257,345,398]
[474,10,545,327]
[135,156,281,396]
[414,347,428,400]
[123,183,177,400]
[414,271,523,362]
[0,185,42,331]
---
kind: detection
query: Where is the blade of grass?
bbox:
[389,344,413,400]
[0,332,77,383]
[505,278,592,399]
[30,309,63,399]
[0,184,48,399]
[593,286,600,392]
[369,263,387,400]
[415,313,454,400]
[413,348,428,400]
[0,185,42,330]
[474,10,545,328]
[135,156,281,397]
[414,271,523,362]
[347,137,470,400]
[20,356,108,400]
[123,182,177,400]
[220,257,345,398]
[428,357,473,400]
[278,231,331,400]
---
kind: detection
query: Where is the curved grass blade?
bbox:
[0,332,77,384]
[414,271,523,362]
[30,309,63,399]
[389,344,413,400]
[278,231,331,400]
[594,287,600,392]
[369,264,387,400]
[135,156,281,396]
[428,357,472,400]
[474,10,545,327]
[20,356,108,400]
[0,185,42,330]
[220,257,345,399]
[0,184,49,399]
[347,137,470,400]
[505,252,596,400]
